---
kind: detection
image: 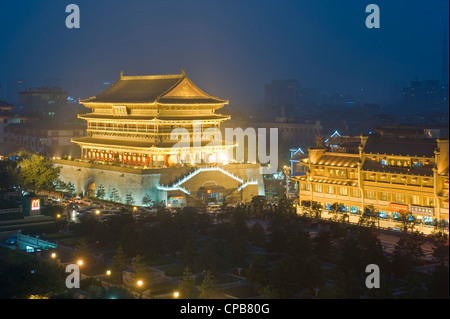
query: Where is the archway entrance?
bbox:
[86,181,96,198]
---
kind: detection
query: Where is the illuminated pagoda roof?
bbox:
[78,113,230,122]
[81,69,228,106]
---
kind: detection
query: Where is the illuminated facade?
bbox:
[293,133,449,229]
[57,70,263,207]
[72,69,234,167]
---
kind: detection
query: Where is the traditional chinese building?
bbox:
[56,70,264,207]
[72,69,234,166]
[293,130,449,230]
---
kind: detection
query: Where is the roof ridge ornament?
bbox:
[181,67,186,76]
[120,70,124,78]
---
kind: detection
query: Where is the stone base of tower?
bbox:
[53,159,265,208]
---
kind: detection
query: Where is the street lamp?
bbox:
[77,259,83,267]
[137,280,143,299]
[106,270,111,290]
[173,291,179,298]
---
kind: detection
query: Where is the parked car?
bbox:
[207,204,221,213]
[92,201,103,208]
[6,235,17,245]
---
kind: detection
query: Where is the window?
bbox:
[425,197,434,206]
[300,183,310,191]
[393,193,406,203]
[313,184,323,193]
[379,192,390,201]
[365,190,376,199]
[351,188,361,198]
[412,160,423,167]
[338,187,348,196]
[325,186,334,194]
[410,195,420,205]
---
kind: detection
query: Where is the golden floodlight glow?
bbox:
[173,291,179,298]
[77,259,83,266]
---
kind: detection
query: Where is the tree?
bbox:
[110,188,120,202]
[178,267,197,299]
[391,231,424,278]
[430,232,449,266]
[249,222,266,247]
[427,265,449,299]
[334,268,362,299]
[0,160,18,189]
[301,200,323,219]
[125,193,135,206]
[396,211,416,235]
[111,245,128,283]
[142,193,152,207]
[247,254,270,287]
[181,237,197,269]
[73,238,93,266]
[66,181,76,195]
[300,257,325,290]
[198,271,219,299]
[269,255,301,298]
[18,155,61,192]
[313,230,332,260]
[251,195,266,215]
[358,205,379,229]
[329,202,348,223]
[96,184,106,200]
[131,255,151,285]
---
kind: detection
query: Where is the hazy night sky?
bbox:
[0,0,448,106]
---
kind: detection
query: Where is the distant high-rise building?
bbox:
[402,79,448,112]
[18,87,68,119]
[264,79,301,117]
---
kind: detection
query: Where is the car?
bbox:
[6,235,17,245]
[92,201,103,208]
[207,204,221,213]
[83,199,93,206]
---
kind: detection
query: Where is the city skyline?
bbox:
[0,0,448,106]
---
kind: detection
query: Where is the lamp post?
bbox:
[137,280,143,299]
[283,165,290,198]
[106,270,111,290]
[17,166,21,198]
